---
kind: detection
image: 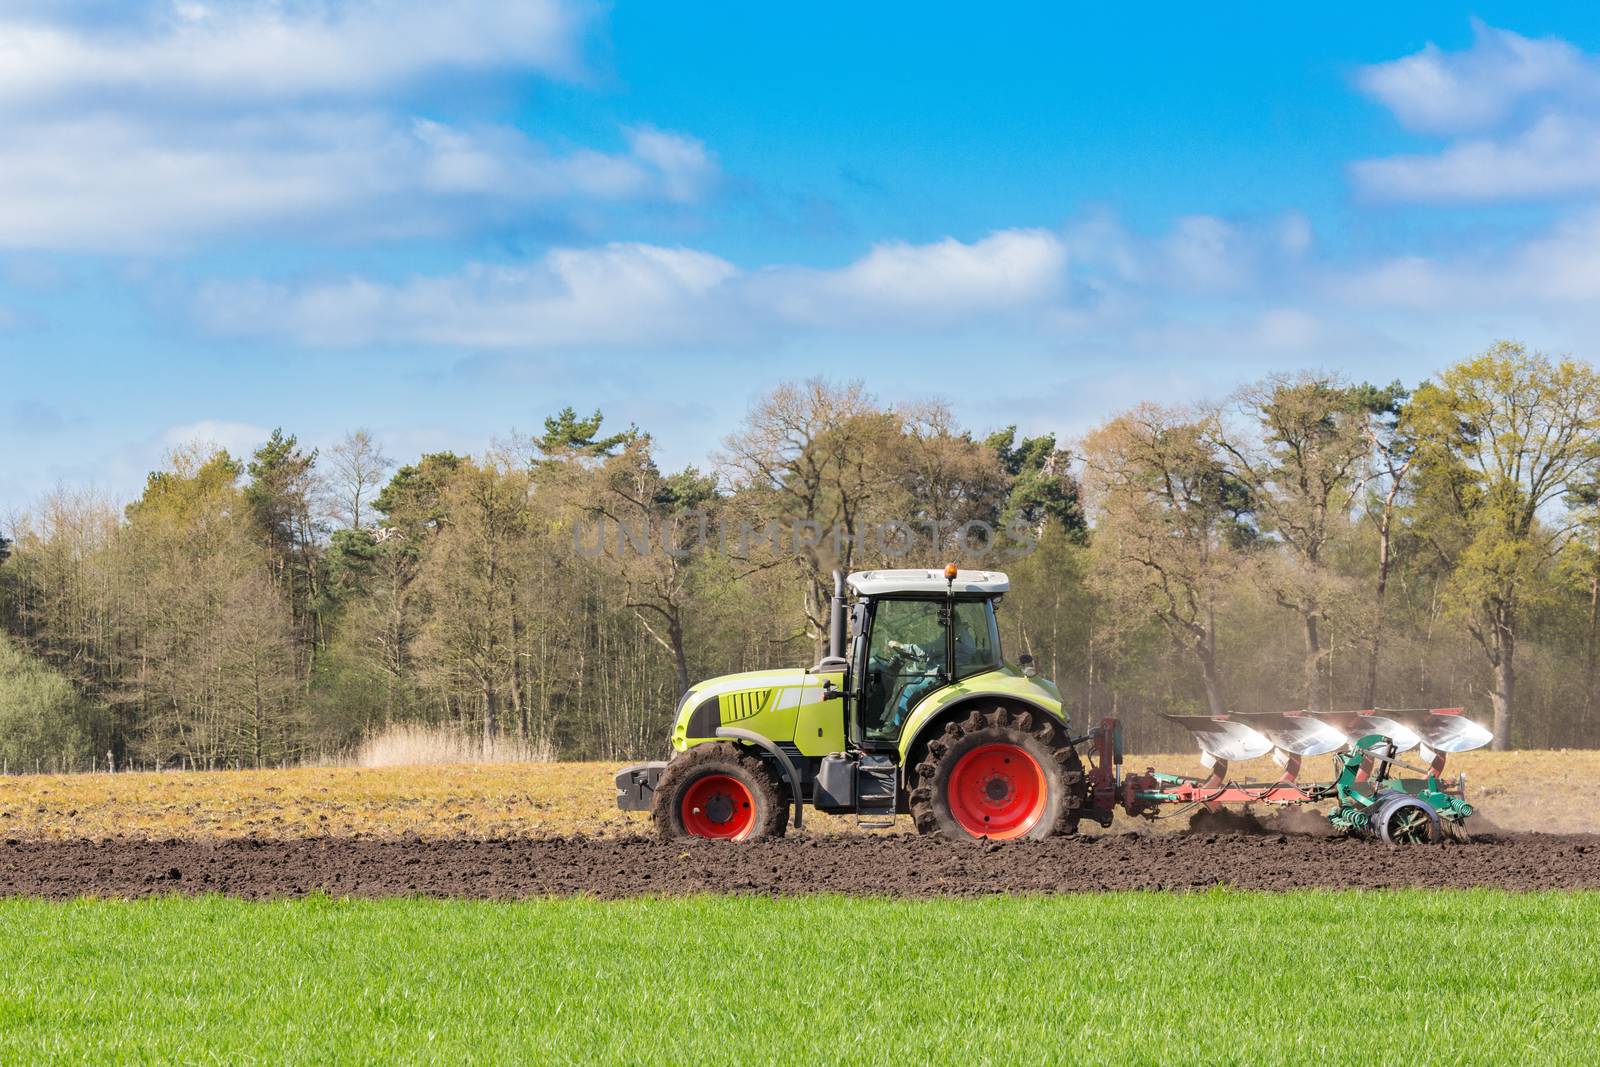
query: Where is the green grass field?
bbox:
[1,891,1596,1065]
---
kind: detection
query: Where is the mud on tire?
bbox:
[909,705,1085,841]
[652,742,789,841]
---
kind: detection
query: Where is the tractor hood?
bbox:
[670,666,844,755]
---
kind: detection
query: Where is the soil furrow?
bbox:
[3,832,1599,898]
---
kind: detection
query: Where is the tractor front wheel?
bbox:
[910,706,1082,841]
[653,742,788,841]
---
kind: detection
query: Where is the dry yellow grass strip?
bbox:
[0,750,1594,839]
[0,763,627,840]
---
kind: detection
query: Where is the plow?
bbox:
[1096,707,1489,843]
[617,566,1494,843]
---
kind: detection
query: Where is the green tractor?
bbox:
[616,566,1088,841]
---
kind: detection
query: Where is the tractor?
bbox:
[617,566,1087,841]
[615,566,1492,842]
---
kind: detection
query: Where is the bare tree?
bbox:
[326,430,392,531]
[1214,374,1372,709]
[1082,404,1253,716]
[1360,385,1416,709]
[721,379,905,654]
[415,458,530,746]
[558,439,719,696]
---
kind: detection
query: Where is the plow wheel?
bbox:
[910,706,1084,841]
[653,742,788,841]
[1373,791,1442,845]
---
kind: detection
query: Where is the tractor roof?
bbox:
[846,568,1009,597]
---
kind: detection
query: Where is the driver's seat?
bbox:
[885,673,941,736]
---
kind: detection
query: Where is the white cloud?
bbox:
[1277,212,1313,258]
[1162,215,1250,293]
[1355,20,1585,135]
[1333,209,1600,310]
[0,2,716,250]
[192,217,1328,350]
[1352,113,1600,201]
[0,112,716,251]
[197,229,1076,348]
[1057,209,1311,299]
[0,1,596,105]
[1120,308,1337,363]
[197,243,741,348]
[623,126,718,203]
[754,229,1068,325]
[1353,22,1600,203]
[1255,308,1323,350]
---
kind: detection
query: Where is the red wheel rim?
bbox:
[947,743,1047,839]
[680,774,756,839]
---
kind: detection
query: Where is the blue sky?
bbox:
[5,2,1600,514]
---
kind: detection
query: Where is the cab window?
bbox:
[951,599,999,680]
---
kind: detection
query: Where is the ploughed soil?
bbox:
[4,830,1600,899]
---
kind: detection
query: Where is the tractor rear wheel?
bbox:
[910,706,1083,841]
[653,742,788,841]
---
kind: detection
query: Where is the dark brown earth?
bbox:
[4,831,1600,898]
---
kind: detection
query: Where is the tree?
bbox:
[13,357,1600,767]
[1355,381,1415,708]
[325,429,392,531]
[373,452,464,536]
[566,437,720,696]
[1562,483,1600,734]
[1406,343,1600,748]
[0,634,100,771]
[898,401,1009,558]
[218,570,301,766]
[722,379,905,654]
[534,407,637,460]
[125,446,301,766]
[334,451,468,731]
[985,426,1087,542]
[415,458,530,745]
[1082,404,1253,716]
[245,429,322,664]
[1215,375,1373,709]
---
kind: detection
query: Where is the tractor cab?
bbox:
[847,568,1007,749]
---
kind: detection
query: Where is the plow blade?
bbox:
[1306,710,1421,752]
[1163,707,1493,778]
[1306,708,1494,755]
[1408,708,1494,753]
[1226,712,1349,757]
[1162,715,1273,766]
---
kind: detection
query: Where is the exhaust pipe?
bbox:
[829,569,846,660]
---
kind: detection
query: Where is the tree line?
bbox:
[2,341,1599,769]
